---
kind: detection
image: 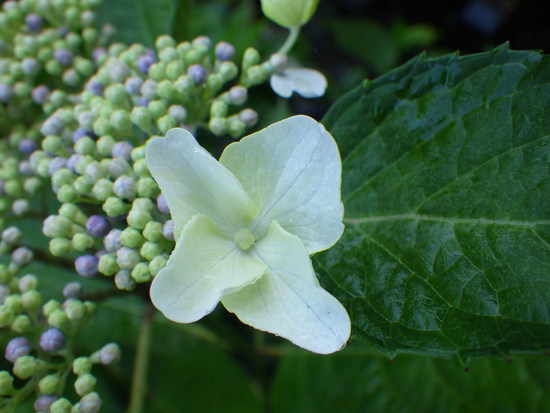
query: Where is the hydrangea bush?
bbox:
[0,0,548,411]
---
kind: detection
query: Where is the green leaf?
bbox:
[269,348,550,413]
[317,44,550,359]
[96,0,176,46]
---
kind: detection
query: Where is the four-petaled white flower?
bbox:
[270,67,327,98]
[145,115,350,354]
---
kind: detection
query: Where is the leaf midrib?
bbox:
[343,214,550,227]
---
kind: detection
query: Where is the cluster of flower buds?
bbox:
[0,224,120,412]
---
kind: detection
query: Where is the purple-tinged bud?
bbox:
[31,85,50,104]
[0,84,13,103]
[5,337,30,363]
[79,392,102,413]
[58,26,69,37]
[193,35,211,49]
[215,41,235,61]
[75,255,99,278]
[103,229,122,253]
[114,269,135,290]
[99,343,121,364]
[25,13,43,31]
[63,281,82,298]
[21,57,39,76]
[124,77,143,95]
[13,200,31,216]
[18,274,38,292]
[78,111,94,130]
[72,128,88,143]
[40,116,64,136]
[92,47,107,63]
[239,108,258,127]
[48,157,67,175]
[12,247,33,266]
[113,175,137,199]
[163,220,175,240]
[85,81,103,96]
[168,105,187,123]
[140,79,157,100]
[187,64,207,85]
[86,215,111,238]
[109,61,130,83]
[54,49,73,67]
[39,328,64,352]
[116,247,140,269]
[111,141,133,160]
[228,86,248,105]
[18,138,37,155]
[34,395,57,412]
[137,54,156,74]
[67,154,81,172]
[2,226,22,245]
[108,158,132,178]
[137,96,148,107]
[19,161,33,176]
[156,194,170,215]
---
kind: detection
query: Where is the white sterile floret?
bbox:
[145,115,350,354]
[270,68,327,98]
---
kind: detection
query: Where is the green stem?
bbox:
[127,305,153,413]
[277,26,301,55]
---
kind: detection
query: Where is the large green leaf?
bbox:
[317,44,550,360]
[269,347,550,413]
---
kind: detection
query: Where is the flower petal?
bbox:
[270,73,294,98]
[221,221,350,354]
[146,128,258,236]
[150,214,267,323]
[288,68,327,98]
[220,115,344,254]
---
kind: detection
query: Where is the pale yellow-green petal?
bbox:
[150,214,266,323]
[221,221,350,354]
[220,115,344,254]
[145,128,258,236]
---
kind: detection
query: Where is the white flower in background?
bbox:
[269,53,327,99]
[145,115,350,354]
[260,0,319,29]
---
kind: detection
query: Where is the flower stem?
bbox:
[127,304,153,413]
[277,26,301,55]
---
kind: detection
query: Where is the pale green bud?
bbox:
[42,135,64,155]
[143,221,163,242]
[260,0,319,28]
[39,373,61,394]
[210,100,228,118]
[133,159,150,177]
[219,61,238,81]
[64,299,86,320]
[11,314,32,333]
[92,179,114,201]
[209,117,227,136]
[130,106,152,132]
[48,308,68,329]
[75,373,97,396]
[92,117,111,136]
[228,119,246,138]
[49,238,73,257]
[50,397,73,413]
[155,35,176,50]
[165,60,184,80]
[102,197,129,217]
[127,210,151,231]
[105,83,127,105]
[0,306,15,327]
[158,47,178,63]
[98,253,118,276]
[157,80,176,100]
[148,62,166,81]
[175,75,194,95]
[0,371,15,396]
[110,109,131,131]
[96,135,116,157]
[131,262,151,283]
[156,115,176,134]
[4,295,22,313]
[147,100,167,119]
[22,290,42,312]
[73,357,92,375]
[140,241,162,261]
[75,136,96,156]
[72,233,94,251]
[149,255,168,276]
[13,355,39,379]
[73,176,94,195]
[243,47,260,67]
[43,299,62,317]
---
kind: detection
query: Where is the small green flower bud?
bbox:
[127,210,152,231]
[134,159,151,178]
[175,75,194,95]
[110,109,131,131]
[92,179,114,201]
[75,136,96,156]
[219,61,238,81]
[73,357,92,375]
[46,59,63,76]
[149,255,168,276]
[43,299,62,317]
[75,373,97,396]
[98,343,121,365]
[63,69,81,87]
[147,100,167,119]
[43,215,74,238]
[130,106,152,132]
[63,299,86,321]
[131,262,151,283]
[0,371,15,396]
[22,290,42,312]
[137,177,160,198]
[0,306,16,327]
[206,73,223,93]
[3,180,23,197]
[148,62,166,81]
[13,355,39,379]
[156,114,176,134]
[52,168,76,188]
[39,373,61,394]
[48,308,68,329]
[102,197,129,217]
[57,185,78,203]
[49,238,73,257]
[11,314,32,333]
[243,47,260,67]
[4,295,22,313]
[246,65,266,85]
[156,35,176,50]
[92,117,111,136]
[210,100,228,118]
[98,253,118,276]
[209,117,227,136]
[42,135,64,155]
[96,135,116,157]
[165,60,184,80]
[157,80,176,100]
[24,177,42,194]
[59,204,87,224]
[73,176,93,195]
[143,221,163,242]
[133,198,154,212]
[79,391,102,413]
[50,397,73,413]
[74,57,94,77]
[72,233,94,251]
[228,119,246,138]
[140,241,162,261]
[18,274,38,292]
[104,83,127,105]
[260,0,319,28]
[120,227,144,249]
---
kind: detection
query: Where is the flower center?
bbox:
[233,228,255,250]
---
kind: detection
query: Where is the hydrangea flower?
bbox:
[270,67,327,98]
[146,115,350,354]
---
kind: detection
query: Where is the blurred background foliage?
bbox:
[9,0,545,411]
